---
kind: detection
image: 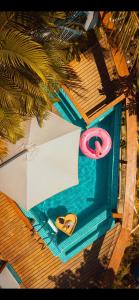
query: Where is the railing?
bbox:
[51,11,98,42]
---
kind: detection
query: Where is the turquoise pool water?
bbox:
[21,89,122,262]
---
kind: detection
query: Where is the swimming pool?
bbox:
[21,89,122,262]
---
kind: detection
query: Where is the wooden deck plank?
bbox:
[0,192,120,288]
[11,248,49,269]
[0,231,33,251]
[70,55,102,80]
[74,65,100,80]
[30,241,116,286]
[0,214,19,225]
[110,45,137,232]
[37,244,117,288]
[62,85,90,124]
[8,236,43,257]
[74,58,114,80]
[81,94,105,109]
[30,254,90,288]
[0,218,26,232]
[98,12,138,282]
[10,246,47,269]
[108,228,130,273]
[83,95,106,108]
[71,86,105,106]
[61,30,124,124]
[0,220,31,237]
[71,87,103,105]
[72,79,103,98]
[17,255,58,279]
[14,249,55,272]
[87,94,125,119]
[0,192,32,230]
[0,207,17,218]
[75,72,101,88]
[72,95,104,111]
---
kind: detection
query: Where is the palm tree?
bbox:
[101,11,139,67]
[0,11,81,154]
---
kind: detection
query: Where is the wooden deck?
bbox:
[0,192,121,288]
[108,94,137,274]
[0,13,137,288]
[62,29,125,124]
[100,12,138,276]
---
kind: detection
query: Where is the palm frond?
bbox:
[18,94,50,126]
[9,11,66,40]
[104,11,138,58]
[0,12,15,31]
[0,29,50,83]
[18,93,50,115]
[0,108,24,143]
[0,11,84,146]
[0,66,50,101]
[0,28,81,89]
[0,86,20,110]
[42,41,82,85]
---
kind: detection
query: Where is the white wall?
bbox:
[84,11,94,30]
[0,267,20,289]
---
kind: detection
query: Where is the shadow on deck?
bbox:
[48,237,115,289]
[62,28,124,125]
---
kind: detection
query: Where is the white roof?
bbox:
[0,112,81,210]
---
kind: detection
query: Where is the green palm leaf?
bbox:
[0,11,82,146]
[0,108,24,143]
[18,94,50,115]
[11,11,67,35]
[0,29,50,83]
[0,66,52,103]
[0,86,20,110]
[0,12,14,31]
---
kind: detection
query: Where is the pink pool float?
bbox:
[80,128,112,159]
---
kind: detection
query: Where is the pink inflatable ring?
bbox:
[80,128,112,159]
